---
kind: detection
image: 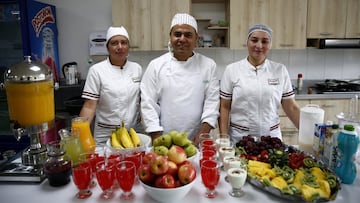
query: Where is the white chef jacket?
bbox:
[82,58,142,144]
[220,58,294,142]
[140,52,219,140]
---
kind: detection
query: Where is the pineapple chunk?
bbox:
[271,176,288,190]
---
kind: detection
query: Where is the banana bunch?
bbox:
[110,121,141,149]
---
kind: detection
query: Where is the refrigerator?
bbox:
[0,0,60,82]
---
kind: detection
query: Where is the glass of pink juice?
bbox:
[96,160,115,199]
[201,159,220,198]
[72,161,92,199]
[116,161,136,200]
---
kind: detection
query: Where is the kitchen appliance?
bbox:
[62,62,78,85]
[314,79,360,94]
[307,39,360,49]
[0,56,55,182]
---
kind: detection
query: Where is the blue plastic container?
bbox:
[334,124,359,184]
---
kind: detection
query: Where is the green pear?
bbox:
[153,146,168,156]
[184,144,197,157]
[153,134,172,148]
[172,131,190,147]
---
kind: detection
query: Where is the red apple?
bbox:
[166,160,178,177]
[167,145,187,164]
[138,164,155,183]
[155,174,176,188]
[142,152,157,165]
[178,163,196,185]
[149,155,169,175]
[178,160,192,167]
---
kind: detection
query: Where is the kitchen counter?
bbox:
[1,156,359,203]
[296,92,360,100]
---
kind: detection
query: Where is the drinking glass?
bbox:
[116,161,136,200]
[199,149,217,167]
[124,151,142,178]
[96,160,115,199]
[197,133,213,147]
[72,161,92,199]
[79,152,99,188]
[218,141,235,164]
[200,138,217,153]
[227,165,247,197]
[215,137,231,151]
[200,159,220,198]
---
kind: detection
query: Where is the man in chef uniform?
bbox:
[140,13,219,145]
[80,26,143,144]
[219,24,300,142]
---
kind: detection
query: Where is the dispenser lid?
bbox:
[344,124,355,131]
[4,56,53,82]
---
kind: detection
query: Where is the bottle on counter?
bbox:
[334,124,359,184]
[297,73,303,94]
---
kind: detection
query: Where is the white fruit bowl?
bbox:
[106,133,152,154]
[140,178,196,203]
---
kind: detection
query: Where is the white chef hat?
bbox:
[106,26,129,45]
[170,13,198,33]
[247,24,272,41]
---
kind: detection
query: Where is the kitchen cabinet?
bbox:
[112,0,190,51]
[279,100,309,132]
[192,0,230,48]
[229,0,307,49]
[307,0,360,38]
[346,0,360,38]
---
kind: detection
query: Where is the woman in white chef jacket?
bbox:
[79,26,143,144]
[140,13,220,145]
[219,24,300,143]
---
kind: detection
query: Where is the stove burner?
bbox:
[315,79,360,93]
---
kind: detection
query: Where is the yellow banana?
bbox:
[111,131,124,149]
[129,128,141,147]
[117,121,134,148]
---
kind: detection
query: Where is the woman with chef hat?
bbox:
[79,26,143,144]
[219,24,300,142]
[140,13,220,145]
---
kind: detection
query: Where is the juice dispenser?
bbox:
[4,56,55,169]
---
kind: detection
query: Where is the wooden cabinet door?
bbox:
[230,0,306,49]
[279,100,309,132]
[229,0,270,49]
[269,0,307,49]
[346,0,360,38]
[151,0,190,50]
[112,0,190,51]
[307,0,347,38]
[112,0,151,50]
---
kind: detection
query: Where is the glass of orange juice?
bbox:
[71,117,96,153]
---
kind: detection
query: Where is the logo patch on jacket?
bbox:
[268,78,279,85]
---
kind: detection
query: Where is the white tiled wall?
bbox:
[127,48,360,81]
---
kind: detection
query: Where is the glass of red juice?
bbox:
[124,152,142,179]
[116,161,136,200]
[200,159,220,198]
[96,160,115,199]
[72,161,92,199]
